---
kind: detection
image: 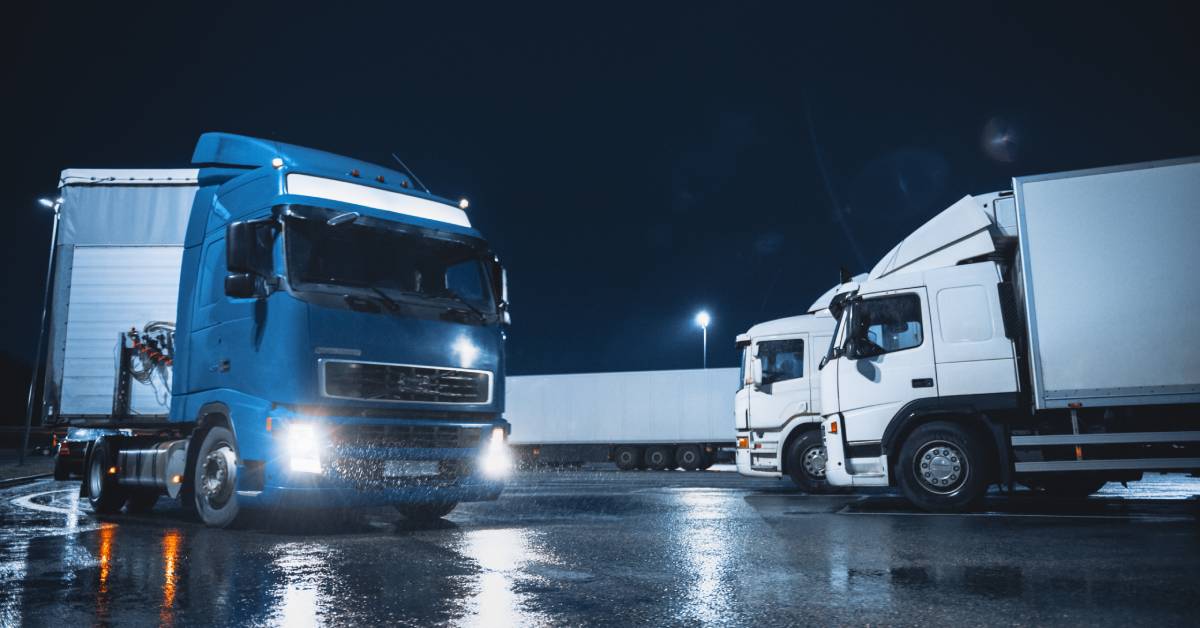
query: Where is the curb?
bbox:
[0,474,53,489]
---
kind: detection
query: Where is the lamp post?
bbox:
[694,310,711,369]
[20,197,62,465]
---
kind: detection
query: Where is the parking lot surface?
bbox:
[1,468,1198,626]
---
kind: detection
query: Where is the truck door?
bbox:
[836,290,937,443]
[748,335,812,429]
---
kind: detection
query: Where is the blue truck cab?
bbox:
[82,133,512,527]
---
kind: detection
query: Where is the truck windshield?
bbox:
[285,218,495,314]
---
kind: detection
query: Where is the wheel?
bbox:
[699,450,716,470]
[1021,475,1108,498]
[785,430,834,493]
[53,456,71,481]
[614,446,643,471]
[896,421,992,513]
[396,502,458,521]
[676,445,703,471]
[190,426,242,528]
[125,489,161,513]
[86,438,127,514]
[644,445,676,470]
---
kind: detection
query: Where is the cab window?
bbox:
[849,294,923,355]
[758,339,804,384]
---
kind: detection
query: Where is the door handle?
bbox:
[911,378,934,388]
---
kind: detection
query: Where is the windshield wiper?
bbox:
[431,290,488,322]
[366,285,404,313]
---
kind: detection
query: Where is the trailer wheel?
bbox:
[1021,475,1108,498]
[699,450,716,470]
[676,445,703,471]
[614,446,643,471]
[125,489,160,514]
[644,445,675,470]
[190,426,242,528]
[396,501,458,521]
[785,430,833,493]
[86,438,127,514]
[896,421,992,513]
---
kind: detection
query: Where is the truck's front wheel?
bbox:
[896,421,991,512]
[786,430,833,493]
[190,426,242,528]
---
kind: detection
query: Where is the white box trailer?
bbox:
[506,368,739,470]
[43,170,198,423]
[1013,157,1200,409]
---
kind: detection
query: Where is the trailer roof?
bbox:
[57,168,198,246]
[59,169,199,187]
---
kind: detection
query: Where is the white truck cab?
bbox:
[734,285,848,490]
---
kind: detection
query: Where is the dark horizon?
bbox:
[4,2,1198,385]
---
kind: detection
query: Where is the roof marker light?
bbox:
[350,169,361,178]
[271,157,284,169]
[458,198,470,210]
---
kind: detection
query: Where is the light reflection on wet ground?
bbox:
[0,471,1196,626]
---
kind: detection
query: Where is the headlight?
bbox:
[287,424,322,474]
[480,426,511,478]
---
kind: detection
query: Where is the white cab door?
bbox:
[836,290,938,442]
[747,335,813,430]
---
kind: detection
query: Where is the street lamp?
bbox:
[21,197,63,465]
[694,310,711,369]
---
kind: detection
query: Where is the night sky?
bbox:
[3,2,1199,382]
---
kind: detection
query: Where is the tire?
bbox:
[396,502,458,521]
[785,430,834,493]
[699,450,716,470]
[614,446,643,471]
[190,426,242,528]
[125,489,161,514]
[896,421,993,513]
[86,438,127,514]
[1021,475,1108,498]
[53,457,71,481]
[676,445,703,471]
[644,445,676,470]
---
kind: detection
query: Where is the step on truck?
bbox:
[506,368,736,470]
[733,283,850,491]
[43,133,513,527]
[819,157,1200,511]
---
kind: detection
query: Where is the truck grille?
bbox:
[330,424,485,449]
[322,360,492,404]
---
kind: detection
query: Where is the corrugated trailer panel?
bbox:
[1014,157,1200,409]
[507,368,739,445]
[59,246,183,416]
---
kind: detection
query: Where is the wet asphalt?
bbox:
[1,468,1198,627]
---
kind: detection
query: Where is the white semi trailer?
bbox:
[819,157,1200,511]
[506,368,738,470]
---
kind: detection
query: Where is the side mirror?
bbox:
[226,219,273,275]
[751,360,763,388]
[491,255,511,325]
[225,273,268,299]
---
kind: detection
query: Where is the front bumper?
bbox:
[243,414,510,509]
[735,431,783,478]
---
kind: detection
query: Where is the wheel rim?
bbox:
[681,450,696,465]
[914,440,968,495]
[802,444,827,479]
[88,454,105,499]
[199,444,237,509]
